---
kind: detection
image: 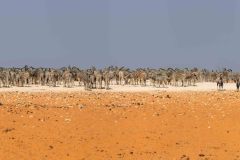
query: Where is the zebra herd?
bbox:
[0,66,237,90]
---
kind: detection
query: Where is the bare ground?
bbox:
[0,85,240,159]
[0,82,237,92]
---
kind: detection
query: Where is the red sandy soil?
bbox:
[0,91,240,160]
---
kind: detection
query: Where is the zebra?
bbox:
[217,75,224,90]
[236,78,240,91]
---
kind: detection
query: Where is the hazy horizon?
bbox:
[0,0,239,70]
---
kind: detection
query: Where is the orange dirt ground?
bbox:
[0,91,240,160]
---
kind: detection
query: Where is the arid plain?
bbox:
[0,83,240,160]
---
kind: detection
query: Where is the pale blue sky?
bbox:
[0,0,239,70]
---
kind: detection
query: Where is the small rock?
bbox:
[180,155,190,160]
[65,118,71,122]
[3,128,15,133]
[199,154,205,157]
[166,95,171,98]
[79,104,85,109]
